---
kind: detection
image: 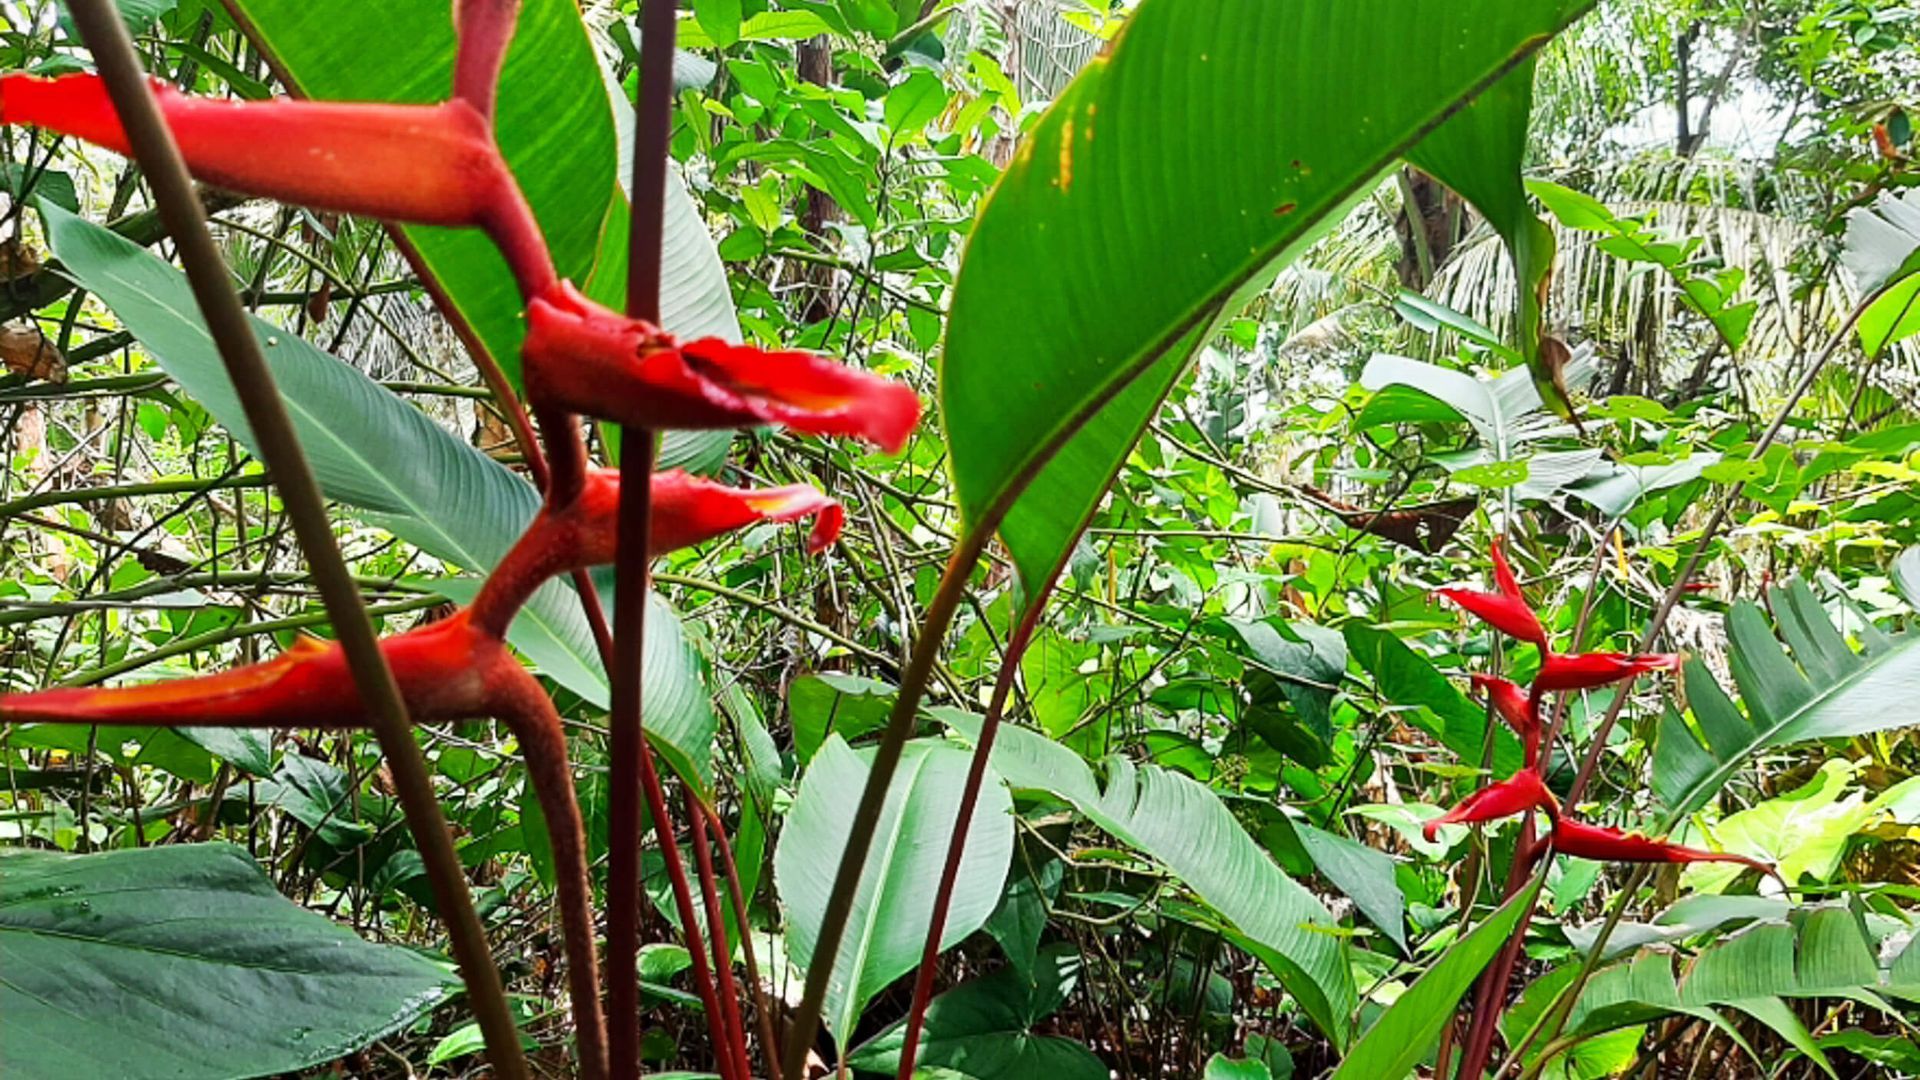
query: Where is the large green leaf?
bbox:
[1652,578,1920,827]
[0,843,454,1080]
[1405,61,1563,413]
[44,206,716,789]
[775,736,1015,1053]
[222,0,740,469]
[1329,877,1541,1080]
[1843,189,1920,355]
[942,0,1595,614]
[1344,624,1522,776]
[846,943,1107,1079]
[942,709,1355,1043]
[1515,908,1920,1077]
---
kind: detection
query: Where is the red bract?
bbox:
[1423,768,1557,842]
[0,609,495,728]
[1434,537,1548,646]
[469,468,842,635]
[523,282,920,452]
[1534,650,1681,692]
[1470,673,1537,742]
[1550,818,1776,878]
[0,73,556,298]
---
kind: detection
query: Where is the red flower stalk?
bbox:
[1470,673,1541,765]
[522,282,920,452]
[1534,651,1681,692]
[0,73,556,299]
[1435,536,1548,646]
[1423,767,1557,842]
[1549,817,1777,879]
[469,467,842,636]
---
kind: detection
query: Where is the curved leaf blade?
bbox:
[942,0,1596,611]
[776,736,1015,1051]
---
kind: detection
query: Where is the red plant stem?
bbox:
[62,5,527,1076]
[709,805,784,1078]
[691,793,752,1080]
[1456,818,1542,1080]
[605,422,654,1078]
[896,598,1047,1080]
[609,0,681,1070]
[571,564,734,1076]
[494,666,611,1080]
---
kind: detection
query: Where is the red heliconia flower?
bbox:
[1435,536,1548,647]
[0,73,556,298]
[1470,673,1541,764]
[0,608,503,729]
[1423,767,1558,842]
[1550,818,1777,879]
[522,282,920,452]
[1534,651,1681,692]
[469,468,842,635]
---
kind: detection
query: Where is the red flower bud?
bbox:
[1534,651,1681,692]
[0,73,555,298]
[1549,818,1777,878]
[1423,768,1557,842]
[522,282,919,451]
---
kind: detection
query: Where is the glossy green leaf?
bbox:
[1290,817,1407,954]
[0,843,454,1080]
[942,710,1354,1043]
[846,943,1105,1079]
[1344,624,1522,775]
[1522,908,1917,1078]
[1329,877,1541,1080]
[776,736,1015,1051]
[1653,578,1920,827]
[45,206,716,790]
[942,0,1594,616]
[1845,190,1920,354]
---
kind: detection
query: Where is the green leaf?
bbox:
[1358,351,1591,462]
[1204,1055,1274,1080]
[44,206,717,791]
[846,944,1105,1079]
[1405,60,1563,414]
[1330,877,1542,1080]
[1530,908,1915,1078]
[0,843,454,1080]
[885,69,948,136]
[776,736,1015,1051]
[942,0,1594,617]
[789,673,899,763]
[1289,817,1407,954]
[692,0,742,48]
[1652,578,1920,827]
[1344,625,1521,775]
[1845,190,1920,355]
[942,710,1355,1043]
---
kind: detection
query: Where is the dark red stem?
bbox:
[691,793,753,1080]
[1457,818,1544,1079]
[896,597,1048,1079]
[608,0,681,1071]
[710,804,784,1077]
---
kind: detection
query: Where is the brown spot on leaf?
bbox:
[1274,202,1297,215]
